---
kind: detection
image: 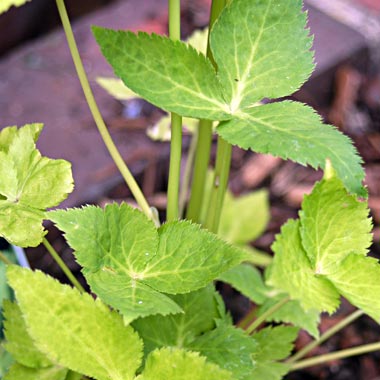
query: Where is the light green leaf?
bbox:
[252,325,299,361]
[0,124,73,247]
[250,362,290,380]
[50,203,245,320]
[257,294,320,339]
[132,286,219,356]
[92,27,230,120]
[218,263,268,304]
[300,177,372,274]
[217,101,365,197]
[188,324,257,380]
[3,301,51,368]
[96,77,138,100]
[7,266,143,380]
[187,28,209,54]
[4,364,68,380]
[138,348,232,380]
[219,190,269,244]
[0,0,31,14]
[268,219,340,313]
[328,254,380,322]
[210,0,314,112]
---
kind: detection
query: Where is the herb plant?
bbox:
[1,0,380,379]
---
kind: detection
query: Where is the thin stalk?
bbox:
[186,0,226,223]
[204,137,232,233]
[245,296,290,335]
[166,0,182,221]
[290,342,380,371]
[42,238,85,293]
[0,251,12,265]
[179,127,199,218]
[288,310,364,364]
[55,0,154,223]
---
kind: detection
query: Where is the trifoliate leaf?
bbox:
[210,0,314,112]
[0,0,31,14]
[0,124,73,247]
[219,190,269,244]
[138,348,232,380]
[269,220,340,313]
[328,254,380,322]
[3,301,51,368]
[132,286,219,356]
[188,324,257,380]
[50,203,245,321]
[7,266,143,380]
[96,77,138,100]
[92,27,230,120]
[300,177,372,274]
[217,101,365,197]
[257,294,320,339]
[218,263,268,304]
[4,364,68,380]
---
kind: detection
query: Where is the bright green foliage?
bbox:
[300,177,372,273]
[188,324,257,379]
[218,264,268,304]
[4,364,68,380]
[92,27,230,120]
[210,0,314,112]
[0,347,13,378]
[219,190,269,244]
[7,266,143,380]
[132,286,219,356]
[250,326,298,380]
[186,28,208,54]
[50,203,245,321]
[269,219,340,313]
[3,301,51,368]
[0,124,73,247]
[217,102,365,196]
[269,176,380,320]
[96,77,138,100]
[137,348,232,380]
[0,0,31,14]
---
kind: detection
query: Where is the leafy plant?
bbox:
[1,0,379,379]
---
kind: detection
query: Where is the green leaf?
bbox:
[217,101,365,197]
[96,77,138,100]
[138,348,232,380]
[328,254,380,322]
[252,325,298,361]
[210,0,314,112]
[4,364,68,380]
[92,27,230,120]
[218,263,268,304]
[132,286,219,356]
[187,28,209,54]
[268,219,340,313]
[0,0,31,14]
[250,362,290,380]
[7,266,143,380]
[188,324,257,380]
[300,177,372,274]
[257,294,320,339]
[219,189,269,244]
[0,124,73,247]
[50,203,245,321]
[3,301,52,368]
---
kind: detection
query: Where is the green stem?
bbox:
[55,0,154,223]
[179,127,199,218]
[65,371,83,380]
[245,296,290,335]
[42,238,85,293]
[0,251,12,265]
[288,310,364,364]
[204,137,232,233]
[166,0,182,221]
[290,342,380,371]
[186,0,226,223]
[186,120,213,222]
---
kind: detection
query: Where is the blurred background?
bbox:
[0,0,380,379]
